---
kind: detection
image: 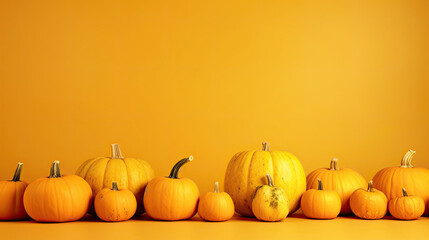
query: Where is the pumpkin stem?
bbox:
[168,156,193,179]
[111,143,124,159]
[317,178,323,190]
[11,162,23,182]
[400,150,415,168]
[402,188,408,197]
[367,180,374,192]
[49,161,62,178]
[262,142,270,151]
[214,182,220,193]
[112,182,119,191]
[266,174,274,187]
[329,158,339,170]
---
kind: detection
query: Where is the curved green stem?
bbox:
[266,174,274,187]
[402,188,408,197]
[168,156,193,179]
[317,178,323,190]
[11,162,23,182]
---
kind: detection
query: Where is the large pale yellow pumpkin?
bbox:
[224,142,306,217]
[76,144,154,214]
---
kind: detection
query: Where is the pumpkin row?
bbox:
[0,142,428,222]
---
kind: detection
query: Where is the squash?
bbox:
[94,182,137,221]
[373,150,429,215]
[224,142,306,217]
[76,143,154,214]
[198,182,235,222]
[306,158,366,214]
[388,188,424,220]
[301,179,341,219]
[251,174,289,222]
[144,156,199,220]
[23,161,92,222]
[0,162,28,220]
[349,180,387,219]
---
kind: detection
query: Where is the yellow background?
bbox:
[1,0,429,196]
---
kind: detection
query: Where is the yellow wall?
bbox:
[1,0,428,193]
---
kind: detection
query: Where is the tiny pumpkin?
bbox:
[94,182,137,222]
[306,158,366,214]
[76,144,154,215]
[301,179,341,219]
[0,162,28,220]
[144,156,199,221]
[23,161,92,222]
[373,150,429,215]
[198,182,235,222]
[350,180,387,219]
[251,174,289,222]
[388,188,425,220]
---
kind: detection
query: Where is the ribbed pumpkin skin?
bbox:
[197,182,234,222]
[349,181,387,219]
[306,159,366,215]
[372,151,429,215]
[0,181,28,220]
[94,183,137,222]
[301,188,341,219]
[76,154,154,214]
[388,190,425,220]
[23,174,92,222]
[144,177,199,220]
[224,144,306,217]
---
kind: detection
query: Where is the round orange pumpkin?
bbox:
[0,162,28,220]
[224,142,306,217]
[144,156,199,221]
[76,144,154,215]
[388,188,425,220]
[24,161,92,222]
[306,158,366,214]
[94,182,137,222]
[373,150,429,215]
[349,180,387,219]
[198,182,234,222]
[301,179,341,219]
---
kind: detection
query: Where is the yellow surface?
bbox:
[1,213,429,240]
[1,0,429,238]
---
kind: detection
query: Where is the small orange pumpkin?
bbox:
[388,188,425,220]
[349,180,387,219]
[94,182,137,222]
[0,163,28,220]
[301,179,341,219]
[198,182,234,222]
[144,156,199,221]
[306,158,366,214]
[373,150,429,215]
[23,161,92,222]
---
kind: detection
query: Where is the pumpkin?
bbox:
[144,156,199,220]
[224,142,306,217]
[198,182,235,222]
[94,182,137,221]
[373,150,429,215]
[306,158,366,214]
[301,179,341,219]
[251,174,289,222]
[349,180,387,219]
[0,162,28,220]
[23,161,92,222]
[76,143,154,214]
[388,188,425,220]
